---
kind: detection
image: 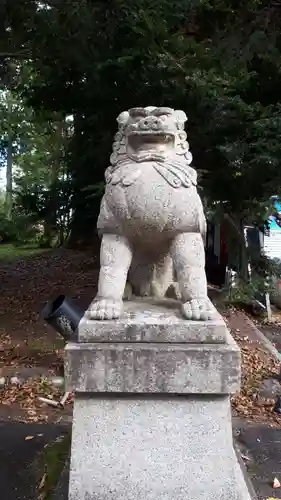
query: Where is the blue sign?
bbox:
[267,196,281,232]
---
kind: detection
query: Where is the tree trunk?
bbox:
[239,219,249,280]
[4,134,13,219]
[223,213,249,280]
[44,118,63,246]
[4,96,13,219]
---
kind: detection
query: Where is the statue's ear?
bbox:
[117,111,129,125]
[174,110,187,123]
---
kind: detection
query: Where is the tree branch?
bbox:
[0,52,31,59]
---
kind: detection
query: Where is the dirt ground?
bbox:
[0,248,99,422]
[0,248,99,361]
[1,248,281,427]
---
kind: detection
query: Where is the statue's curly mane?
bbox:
[110,106,193,167]
[105,106,197,189]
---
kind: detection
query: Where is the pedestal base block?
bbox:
[69,396,251,500]
[66,301,252,500]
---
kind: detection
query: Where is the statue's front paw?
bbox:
[181,298,213,321]
[87,299,123,320]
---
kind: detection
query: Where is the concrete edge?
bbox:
[245,316,281,362]
[234,443,258,500]
[0,375,65,388]
[232,316,281,500]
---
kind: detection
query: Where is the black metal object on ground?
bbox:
[41,295,84,341]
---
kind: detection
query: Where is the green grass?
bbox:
[0,243,49,261]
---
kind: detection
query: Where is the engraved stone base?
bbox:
[66,300,251,500]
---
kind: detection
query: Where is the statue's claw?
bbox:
[181,298,213,321]
[87,299,123,320]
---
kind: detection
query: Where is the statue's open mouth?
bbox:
[127,133,175,155]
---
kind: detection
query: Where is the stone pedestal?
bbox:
[65,299,251,500]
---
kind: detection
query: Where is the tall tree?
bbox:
[2,0,281,252]
[0,88,31,217]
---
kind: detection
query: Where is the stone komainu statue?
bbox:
[88,106,212,321]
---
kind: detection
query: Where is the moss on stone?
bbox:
[37,432,71,499]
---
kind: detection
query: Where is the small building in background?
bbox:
[262,196,281,261]
[205,196,281,286]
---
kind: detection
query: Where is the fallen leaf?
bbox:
[25,435,34,441]
[273,477,281,488]
[225,309,281,426]
[38,472,46,490]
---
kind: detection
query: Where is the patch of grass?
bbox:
[26,336,65,353]
[0,243,49,261]
[37,433,71,500]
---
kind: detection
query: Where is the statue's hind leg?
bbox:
[127,247,174,299]
[170,232,213,320]
[88,234,132,320]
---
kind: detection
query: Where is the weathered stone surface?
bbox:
[67,298,249,499]
[258,378,281,399]
[68,397,251,500]
[65,331,240,394]
[79,298,227,343]
[87,106,212,321]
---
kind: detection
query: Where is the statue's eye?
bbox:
[159,115,168,121]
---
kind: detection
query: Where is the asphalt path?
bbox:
[237,421,281,500]
[0,421,68,500]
